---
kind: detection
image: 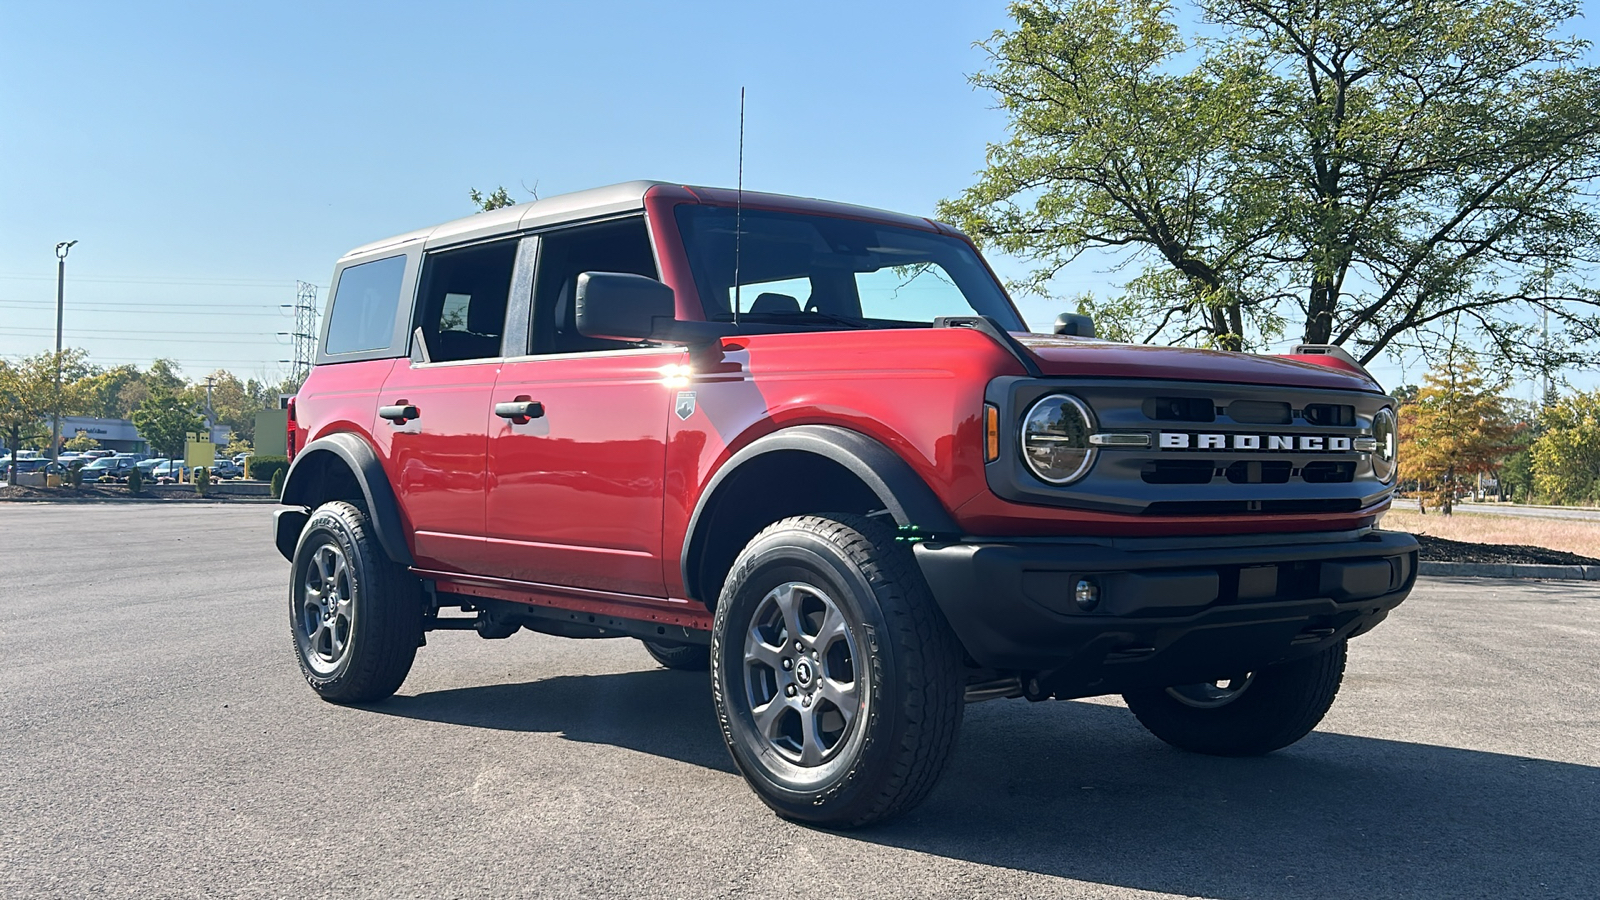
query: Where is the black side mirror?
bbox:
[575,272,733,345]
[1053,312,1096,338]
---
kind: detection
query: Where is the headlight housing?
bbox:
[1371,407,1397,483]
[1020,394,1096,484]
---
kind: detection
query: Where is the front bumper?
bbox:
[913,529,1417,697]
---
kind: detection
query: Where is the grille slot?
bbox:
[1141,459,1215,485]
[1143,499,1364,516]
[1304,403,1356,427]
[1301,460,1356,483]
[1225,460,1292,484]
[1143,397,1215,422]
[1227,400,1292,424]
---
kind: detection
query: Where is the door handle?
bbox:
[379,404,419,423]
[494,400,545,422]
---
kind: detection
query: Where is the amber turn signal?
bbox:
[984,404,1000,462]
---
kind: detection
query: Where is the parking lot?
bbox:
[1,502,1596,899]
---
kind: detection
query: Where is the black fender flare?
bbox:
[276,433,414,566]
[679,424,960,599]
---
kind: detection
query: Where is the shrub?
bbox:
[248,454,289,484]
[127,466,143,495]
[68,465,82,489]
[269,468,284,499]
[195,466,210,497]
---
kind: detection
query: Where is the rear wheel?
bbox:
[711,514,964,828]
[1122,639,1348,756]
[640,639,710,671]
[289,500,423,703]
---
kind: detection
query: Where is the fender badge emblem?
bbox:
[675,391,697,420]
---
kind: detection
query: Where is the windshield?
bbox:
[674,206,1024,331]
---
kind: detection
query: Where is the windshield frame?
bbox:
[671,203,1026,333]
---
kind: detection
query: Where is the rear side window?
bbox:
[325,255,406,354]
[414,240,518,362]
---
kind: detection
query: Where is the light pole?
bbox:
[51,240,78,461]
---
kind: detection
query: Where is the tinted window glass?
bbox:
[325,255,405,354]
[530,218,658,354]
[675,206,1023,332]
[415,241,518,362]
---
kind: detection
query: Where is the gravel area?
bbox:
[1411,532,1600,565]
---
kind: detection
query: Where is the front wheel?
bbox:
[289,500,423,703]
[711,514,965,828]
[1122,639,1348,756]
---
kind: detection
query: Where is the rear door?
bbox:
[481,218,679,598]
[372,237,525,574]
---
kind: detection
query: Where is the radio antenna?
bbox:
[733,86,745,327]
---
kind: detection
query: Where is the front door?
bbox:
[485,349,681,596]
[480,216,676,598]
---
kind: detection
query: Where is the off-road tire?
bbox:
[711,514,965,828]
[289,500,423,703]
[1122,639,1348,756]
[640,639,711,671]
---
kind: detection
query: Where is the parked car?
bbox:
[206,459,242,479]
[232,452,253,467]
[81,456,137,480]
[148,460,191,481]
[134,458,168,476]
[272,180,1415,827]
[80,449,117,460]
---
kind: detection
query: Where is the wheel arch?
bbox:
[276,432,414,566]
[680,424,958,606]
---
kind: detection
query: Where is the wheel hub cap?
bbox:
[741,581,863,767]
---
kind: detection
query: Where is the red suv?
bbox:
[274,181,1416,827]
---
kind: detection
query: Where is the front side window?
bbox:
[325,255,405,354]
[529,218,658,354]
[675,206,1024,332]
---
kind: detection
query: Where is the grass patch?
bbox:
[1384,510,1600,559]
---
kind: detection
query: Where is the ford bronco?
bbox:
[273,181,1415,827]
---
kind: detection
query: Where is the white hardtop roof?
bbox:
[339,180,672,261]
[338,180,937,262]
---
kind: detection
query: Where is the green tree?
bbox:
[63,431,101,452]
[1397,361,1519,514]
[1532,390,1600,504]
[130,384,204,461]
[469,186,516,212]
[0,350,88,475]
[942,0,1600,369]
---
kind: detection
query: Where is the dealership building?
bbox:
[57,416,231,454]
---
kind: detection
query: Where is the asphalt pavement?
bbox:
[1,503,1596,899]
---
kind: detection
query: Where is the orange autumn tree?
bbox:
[1398,362,1519,515]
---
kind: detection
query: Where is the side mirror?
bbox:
[575,272,734,345]
[1053,312,1096,338]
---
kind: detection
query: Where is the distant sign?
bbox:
[255,409,288,457]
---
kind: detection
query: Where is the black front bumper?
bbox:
[913,529,1417,697]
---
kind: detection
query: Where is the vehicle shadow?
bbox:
[374,671,1598,899]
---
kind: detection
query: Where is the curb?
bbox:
[1419,561,1600,580]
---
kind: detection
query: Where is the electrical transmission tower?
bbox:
[281,281,319,388]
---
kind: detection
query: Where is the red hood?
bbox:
[1014,335,1384,393]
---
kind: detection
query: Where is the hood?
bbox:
[1014,335,1383,393]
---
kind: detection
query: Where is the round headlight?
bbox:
[1371,407,1397,483]
[1020,394,1096,484]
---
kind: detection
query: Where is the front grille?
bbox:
[985,376,1393,517]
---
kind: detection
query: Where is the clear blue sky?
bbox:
[2,0,1595,399]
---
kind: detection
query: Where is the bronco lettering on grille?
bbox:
[1159,433,1356,452]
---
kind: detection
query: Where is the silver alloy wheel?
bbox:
[1166,673,1256,709]
[299,542,355,675]
[742,581,863,766]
